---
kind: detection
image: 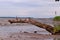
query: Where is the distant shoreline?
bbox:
[0,17,53,18]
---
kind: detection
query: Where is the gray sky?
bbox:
[0,0,60,18]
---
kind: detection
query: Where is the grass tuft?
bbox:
[53,25,60,33]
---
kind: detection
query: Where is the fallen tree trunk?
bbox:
[8,18,60,35]
[28,19,54,34]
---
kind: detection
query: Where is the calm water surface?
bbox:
[0,24,50,36]
[0,23,54,40]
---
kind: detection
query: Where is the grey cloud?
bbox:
[0,0,59,18]
[0,1,59,8]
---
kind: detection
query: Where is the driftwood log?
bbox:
[8,18,60,35]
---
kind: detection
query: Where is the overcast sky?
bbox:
[0,0,60,18]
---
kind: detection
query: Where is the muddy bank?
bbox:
[0,32,60,40]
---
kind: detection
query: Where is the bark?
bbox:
[28,19,54,34]
[8,18,60,35]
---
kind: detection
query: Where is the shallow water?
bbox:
[0,23,51,37]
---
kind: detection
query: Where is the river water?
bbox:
[0,23,54,40]
[0,23,51,37]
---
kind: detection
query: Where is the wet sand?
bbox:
[0,32,60,40]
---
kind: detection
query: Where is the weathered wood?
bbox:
[28,19,54,34]
[8,18,57,34]
[28,19,60,35]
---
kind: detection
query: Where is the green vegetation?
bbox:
[53,25,60,33]
[53,16,60,21]
[53,16,60,34]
